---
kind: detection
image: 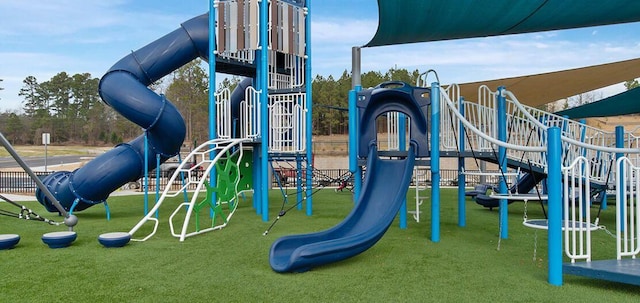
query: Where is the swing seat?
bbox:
[0,234,20,250]
[523,219,599,231]
[98,232,131,248]
[465,184,493,198]
[42,231,77,249]
[474,194,502,210]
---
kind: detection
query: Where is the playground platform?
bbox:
[563,259,640,286]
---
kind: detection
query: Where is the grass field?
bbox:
[0,145,109,158]
[1,188,639,302]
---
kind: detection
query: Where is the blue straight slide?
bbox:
[269,145,416,273]
[36,13,210,212]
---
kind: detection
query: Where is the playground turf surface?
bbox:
[1,188,639,302]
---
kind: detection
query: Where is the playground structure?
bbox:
[2,0,640,289]
[4,1,312,246]
[16,0,313,240]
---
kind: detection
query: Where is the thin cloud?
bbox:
[3,2,640,111]
[312,19,378,45]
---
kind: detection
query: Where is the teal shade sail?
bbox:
[366,0,640,47]
[555,87,640,119]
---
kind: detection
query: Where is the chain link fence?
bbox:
[1,168,504,194]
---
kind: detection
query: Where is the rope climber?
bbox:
[0,193,62,226]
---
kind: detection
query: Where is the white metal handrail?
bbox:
[441,90,548,172]
[240,86,261,139]
[216,88,232,139]
[616,157,640,259]
[563,156,592,263]
[268,92,307,153]
[386,112,400,151]
[503,90,639,155]
[503,90,640,185]
[440,89,546,154]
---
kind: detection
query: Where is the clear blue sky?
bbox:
[1,0,640,111]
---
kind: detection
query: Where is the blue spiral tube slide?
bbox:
[37,13,210,212]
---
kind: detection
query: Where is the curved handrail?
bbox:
[440,90,546,153]
[503,90,640,154]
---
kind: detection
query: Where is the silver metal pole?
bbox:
[352,46,361,88]
[0,132,69,217]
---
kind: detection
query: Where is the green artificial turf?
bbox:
[1,188,639,302]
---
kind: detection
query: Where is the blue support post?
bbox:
[348,88,357,178]
[399,113,407,229]
[497,86,508,239]
[430,82,441,242]
[259,0,269,222]
[143,131,149,215]
[349,88,362,203]
[208,0,218,206]
[155,154,161,218]
[547,127,563,286]
[305,0,313,216]
[208,0,216,142]
[457,97,466,227]
[616,126,625,229]
[350,46,362,203]
[580,119,587,154]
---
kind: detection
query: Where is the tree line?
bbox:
[0,61,422,146]
[2,63,636,147]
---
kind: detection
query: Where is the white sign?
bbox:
[42,133,50,145]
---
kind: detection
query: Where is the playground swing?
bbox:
[456,111,528,200]
[521,155,614,232]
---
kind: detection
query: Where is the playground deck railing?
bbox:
[439,82,640,265]
[268,92,307,153]
[616,157,640,260]
[439,84,640,186]
[440,86,548,170]
[503,89,640,185]
[563,156,593,263]
[240,86,262,140]
[216,88,233,139]
[228,86,308,153]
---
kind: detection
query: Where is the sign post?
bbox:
[42,133,50,171]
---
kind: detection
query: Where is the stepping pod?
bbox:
[0,234,20,250]
[42,231,77,249]
[98,232,131,248]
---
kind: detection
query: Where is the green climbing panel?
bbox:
[192,148,251,231]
